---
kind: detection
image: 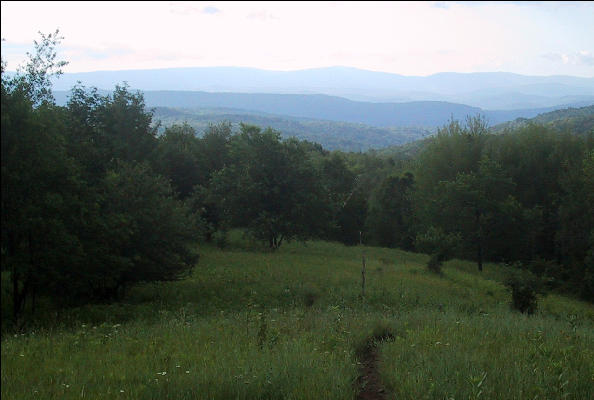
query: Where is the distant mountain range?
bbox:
[47,66,593,151]
[51,87,593,153]
[46,66,594,110]
[53,90,593,129]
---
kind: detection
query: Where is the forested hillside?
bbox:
[492,105,594,135]
[151,106,430,151]
[2,35,593,333]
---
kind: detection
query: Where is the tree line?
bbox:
[2,33,593,327]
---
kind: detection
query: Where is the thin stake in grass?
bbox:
[360,231,366,298]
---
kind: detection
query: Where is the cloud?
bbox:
[431,2,450,9]
[168,3,202,15]
[202,6,221,15]
[168,3,220,16]
[247,10,278,21]
[577,50,594,66]
[59,44,134,61]
[542,51,594,66]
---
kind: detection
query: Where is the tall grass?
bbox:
[2,236,593,399]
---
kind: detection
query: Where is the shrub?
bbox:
[415,227,461,274]
[213,230,229,249]
[504,269,545,314]
[427,254,444,274]
[526,258,566,290]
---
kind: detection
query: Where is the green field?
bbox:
[2,235,593,399]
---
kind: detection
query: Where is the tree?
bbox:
[415,227,462,274]
[557,150,594,299]
[211,124,329,249]
[1,30,79,322]
[71,161,200,301]
[366,172,415,249]
[1,32,203,325]
[153,123,205,198]
[317,152,360,244]
[437,157,516,271]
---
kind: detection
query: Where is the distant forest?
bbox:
[2,33,593,326]
[151,106,431,152]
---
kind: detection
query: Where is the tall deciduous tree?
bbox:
[437,157,516,271]
[2,32,202,325]
[211,124,329,249]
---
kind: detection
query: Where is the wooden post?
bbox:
[360,231,366,298]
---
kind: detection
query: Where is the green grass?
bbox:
[2,236,593,399]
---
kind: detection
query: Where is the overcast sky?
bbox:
[2,1,593,76]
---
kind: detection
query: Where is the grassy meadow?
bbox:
[2,233,593,399]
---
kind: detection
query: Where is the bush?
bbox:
[213,230,229,249]
[427,254,444,274]
[526,258,566,290]
[504,269,545,314]
[415,227,461,274]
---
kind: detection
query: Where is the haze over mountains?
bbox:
[48,65,593,150]
[49,66,594,110]
[53,89,592,130]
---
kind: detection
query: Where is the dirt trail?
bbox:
[355,335,393,400]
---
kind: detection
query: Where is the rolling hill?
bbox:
[46,66,594,109]
[491,105,594,135]
[151,106,431,152]
[54,89,592,130]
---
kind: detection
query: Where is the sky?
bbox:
[1,1,593,77]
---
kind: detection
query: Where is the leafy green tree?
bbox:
[211,124,329,249]
[557,150,594,299]
[317,152,361,243]
[66,83,157,169]
[415,116,488,194]
[413,116,489,240]
[366,172,415,249]
[72,161,200,300]
[1,32,203,325]
[437,157,516,271]
[485,125,585,260]
[153,123,206,198]
[335,189,368,246]
[198,121,233,177]
[1,30,80,322]
[415,227,462,274]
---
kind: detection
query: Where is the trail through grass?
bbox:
[2,236,593,399]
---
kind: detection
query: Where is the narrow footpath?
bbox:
[355,334,393,400]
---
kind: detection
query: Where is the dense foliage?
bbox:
[2,33,593,330]
[151,106,430,152]
[1,33,200,326]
